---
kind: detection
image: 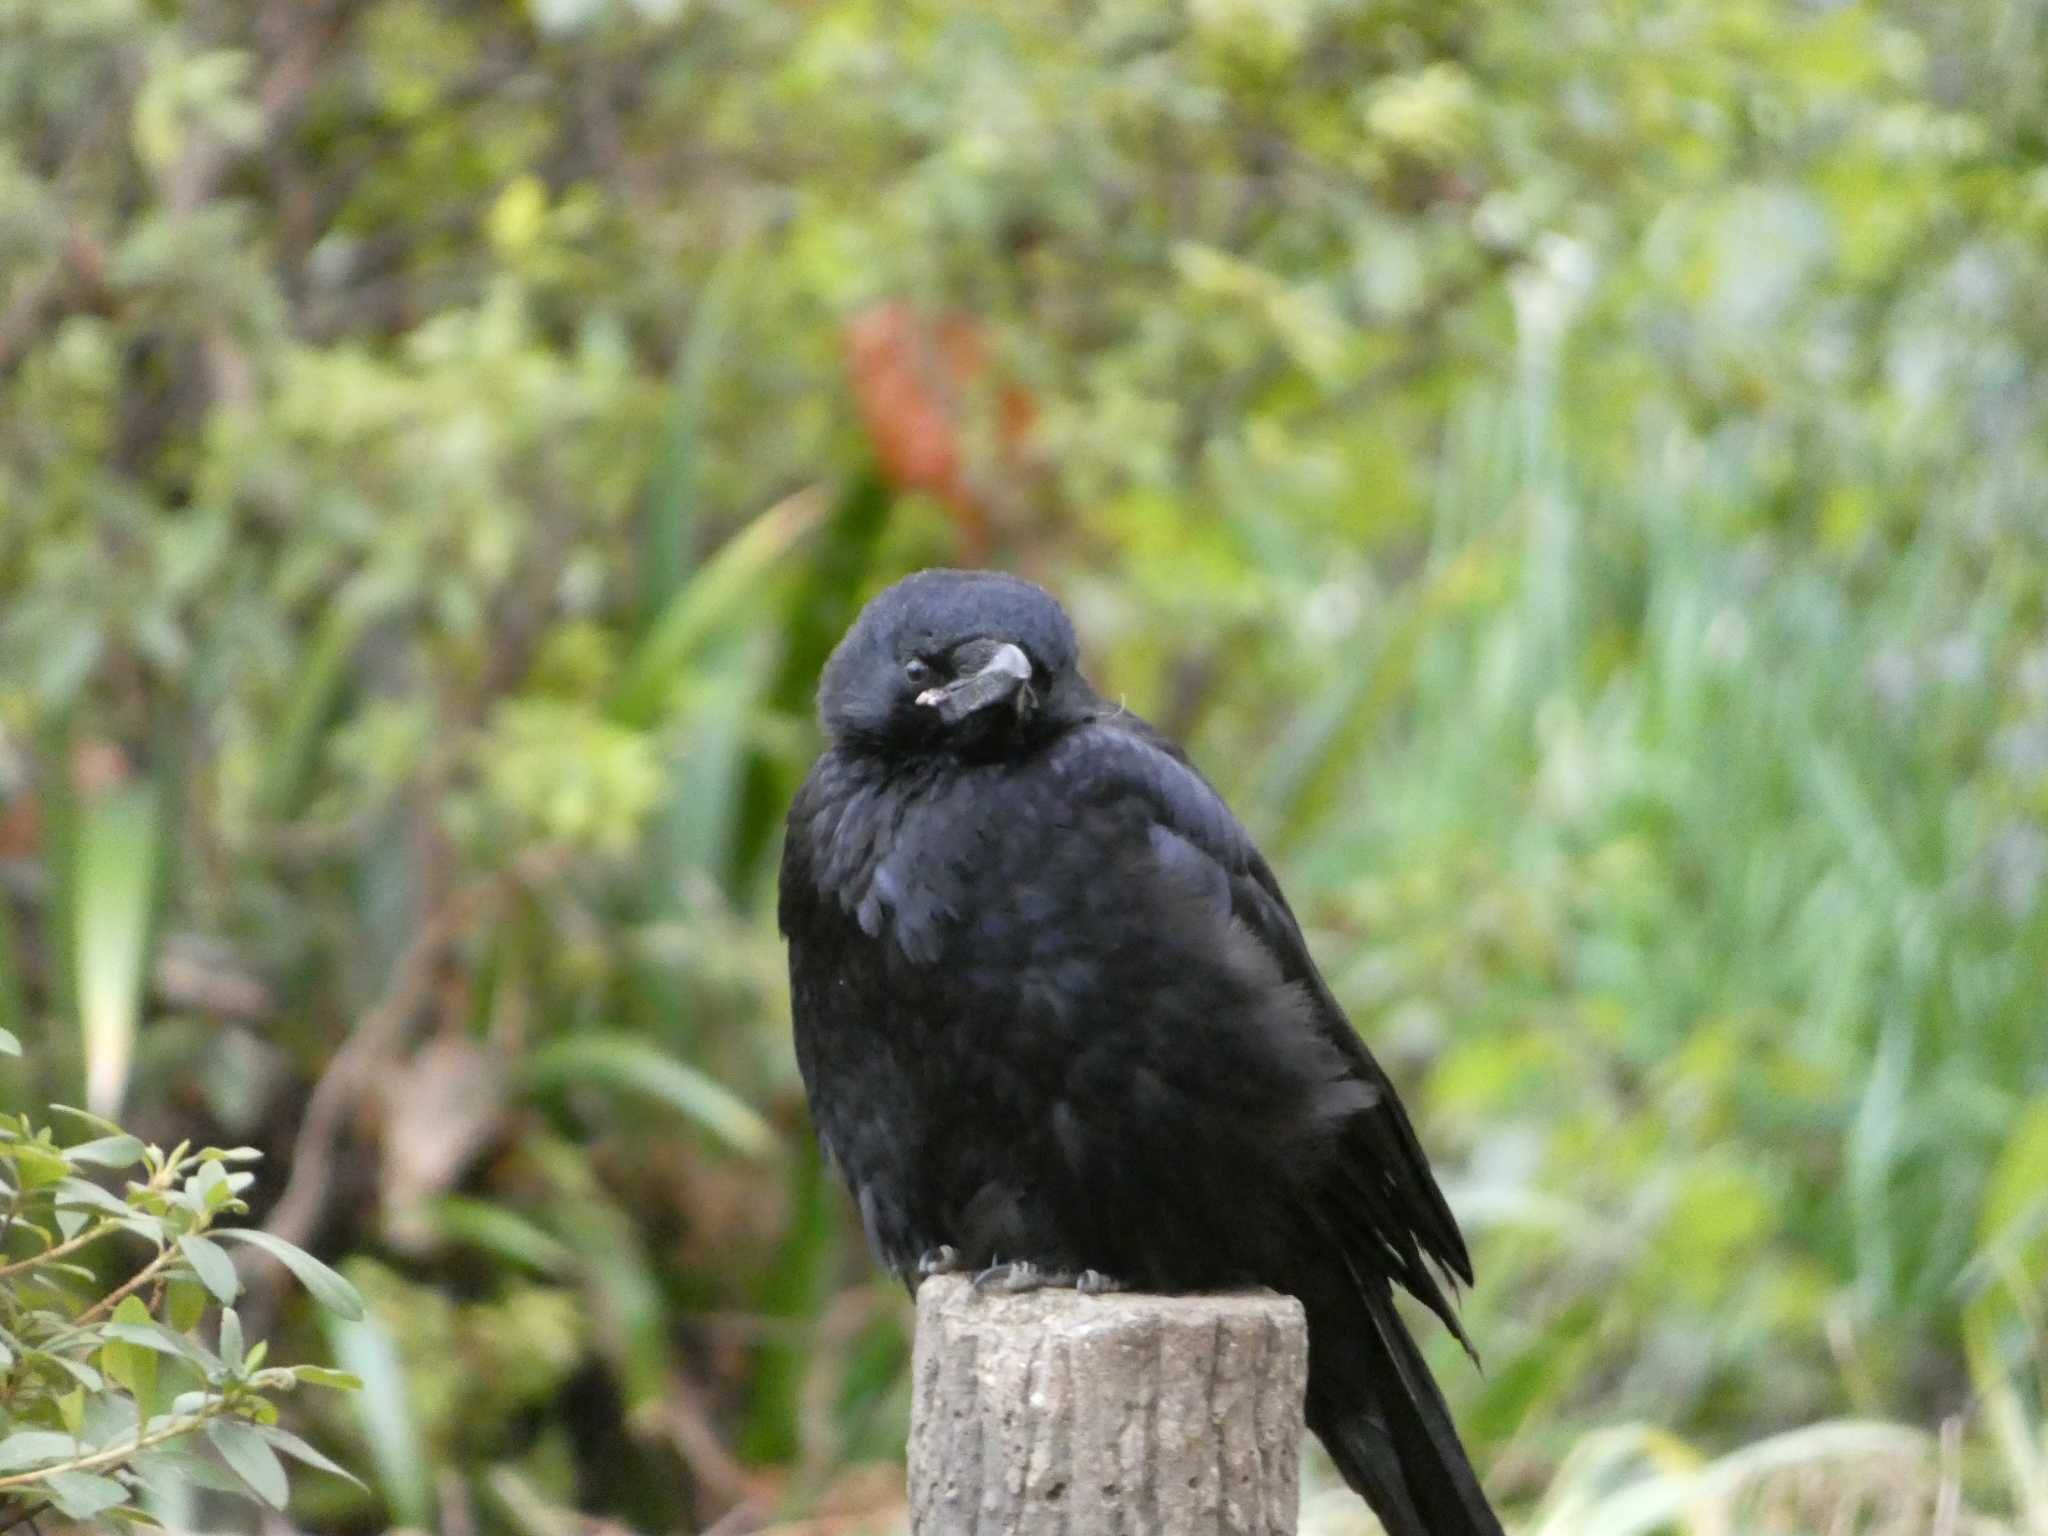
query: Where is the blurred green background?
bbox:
[3,0,2047,1531]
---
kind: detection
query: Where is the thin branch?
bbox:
[259,858,551,1254]
[0,1223,116,1281]
[0,1407,229,1492]
[74,1243,179,1326]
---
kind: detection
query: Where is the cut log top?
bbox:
[910,1276,1309,1536]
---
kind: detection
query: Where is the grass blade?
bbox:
[72,779,162,1120]
[728,468,892,890]
[640,241,748,631]
[0,881,25,1054]
[518,1032,773,1158]
[323,1306,432,1529]
[259,591,375,821]
[608,488,827,729]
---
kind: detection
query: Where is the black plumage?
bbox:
[778,568,1503,1536]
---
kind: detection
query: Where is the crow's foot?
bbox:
[972,1260,1058,1293]
[969,1261,1126,1295]
[916,1245,964,1280]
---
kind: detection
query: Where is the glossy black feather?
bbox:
[779,569,1504,1536]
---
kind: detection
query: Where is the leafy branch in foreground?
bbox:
[0,1031,364,1528]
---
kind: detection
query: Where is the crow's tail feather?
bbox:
[1305,1282,1504,1536]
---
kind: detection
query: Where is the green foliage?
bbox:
[0,1071,363,1529]
[2,0,2047,1530]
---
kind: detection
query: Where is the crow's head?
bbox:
[818,569,1088,757]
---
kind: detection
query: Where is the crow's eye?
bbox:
[903,657,933,686]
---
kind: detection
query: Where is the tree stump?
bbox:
[909,1276,1308,1536]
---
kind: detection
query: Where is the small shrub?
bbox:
[0,1029,363,1529]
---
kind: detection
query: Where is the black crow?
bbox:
[779,568,1503,1536]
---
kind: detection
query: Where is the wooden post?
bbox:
[909,1276,1308,1536]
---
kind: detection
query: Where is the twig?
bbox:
[637,1373,764,1515]
[438,1468,477,1536]
[0,1225,114,1281]
[1931,1415,1962,1536]
[74,1244,178,1326]
[259,877,502,1254]
[0,1409,225,1491]
[698,1506,765,1536]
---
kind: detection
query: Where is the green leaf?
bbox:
[189,1157,231,1210]
[45,1354,105,1391]
[48,1104,127,1137]
[117,1214,167,1246]
[178,1233,240,1304]
[164,1277,209,1331]
[13,1142,72,1189]
[103,1318,219,1372]
[80,1389,138,1447]
[66,1134,147,1168]
[43,1470,131,1519]
[518,1033,774,1157]
[0,1429,80,1472]
[0,1025,19,1055]
[54,1175,131,1216]
[288,1365,363,1391]
[131,1442,247,1501]
[212,1228,364,1319]
[252,1423,365,1488]
[102,1298,162,1411]
[206,1418,289,1509]
[219,1305,244,1369]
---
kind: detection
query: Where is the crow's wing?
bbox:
[1048,712,1473,1333]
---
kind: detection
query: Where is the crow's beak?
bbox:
[918,642,1033,725]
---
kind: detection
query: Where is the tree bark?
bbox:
[909,1276,1307,1536]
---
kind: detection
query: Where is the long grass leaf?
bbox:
[518,1032,774,1157]
[424,1196,576,1277]
[259,593,374,820]
[72,781,162,1120]
[728,468,892,890]
[322,1308,432,1529]
[529,1137,671,1409]
[639,242,748,630]
[608,488,827,729]
[1535,1421,1930,1536]
[646,637,769,915]
[0,893,28,1108]
[0,883,25,1051]
[1963,1099,2048,1526]
[740,1138,837,1462]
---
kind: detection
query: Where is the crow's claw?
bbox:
[916,1245,963,1280]
[969,1261,1125,1295]
[973,1260,1062,1294]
